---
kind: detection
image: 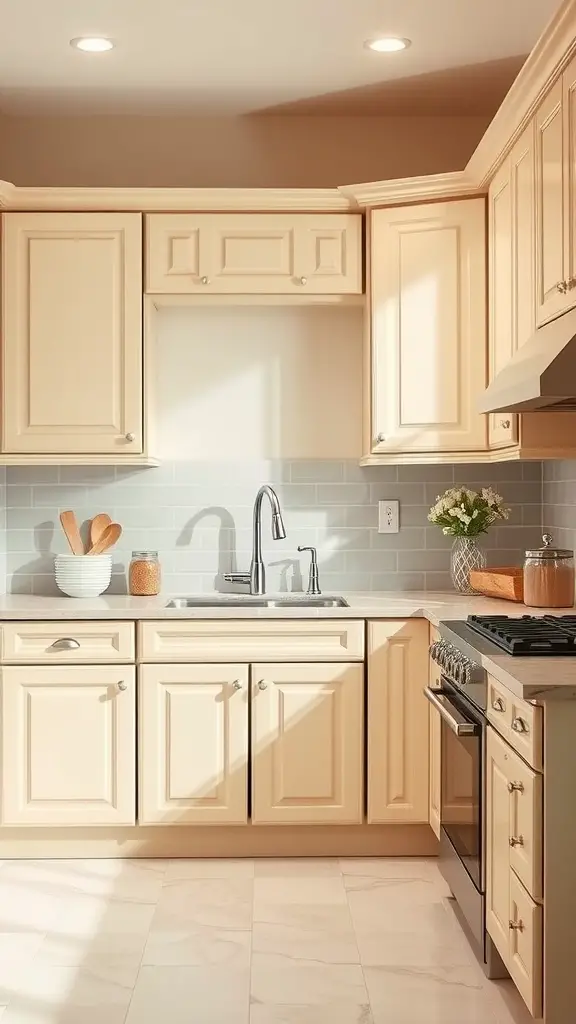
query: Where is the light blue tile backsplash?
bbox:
[3,461,543,596]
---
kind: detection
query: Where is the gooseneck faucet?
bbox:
[223,485,286,596]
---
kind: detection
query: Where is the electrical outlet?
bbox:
[378,499,400,534]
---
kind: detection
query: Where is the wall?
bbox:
[543,461,576,553]
[0,113,490,188]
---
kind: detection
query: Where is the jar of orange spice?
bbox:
[129,550,161,596]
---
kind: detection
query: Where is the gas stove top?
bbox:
[467,614,576,655]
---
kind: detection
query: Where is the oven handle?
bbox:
[424,687,480,736]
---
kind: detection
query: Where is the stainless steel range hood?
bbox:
[479,306,576,414]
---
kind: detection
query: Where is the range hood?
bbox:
[479,306,576,414]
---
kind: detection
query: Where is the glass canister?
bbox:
[129,551,161,596]
[523,534,575,608]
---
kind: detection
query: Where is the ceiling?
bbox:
[0,0,562,117]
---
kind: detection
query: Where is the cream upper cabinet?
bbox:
[1,666,136,826]
[1,213,143,454]
[146,213,362,294]
[563,53,576,300]
[368,620,429,823]
[139,664,249,825]
[368,199,487,456]
[251,662,363,825]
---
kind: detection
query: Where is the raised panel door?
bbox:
[535,80,567,324]
[2,213,142,454]
[512,123,537,352]
[509,871,543,1018]
[295,215,362,293]
[488,159,517,448]
[1,666,136,826]
[370,199,487,454]
[139,664,249,824]
[486,726,513,963]
[507,744,542,900]
[251,662,363,824]
[563,53,576,302]
[367,620,429,823]
[429,703,441,840]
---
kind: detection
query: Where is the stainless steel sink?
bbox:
[165,596,349,609]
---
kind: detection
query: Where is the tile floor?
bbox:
[0,856,536,1023]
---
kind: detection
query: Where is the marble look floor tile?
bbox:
[143,916,251,968]
[158,878,253,930]
[254,877,347,908]
[0,962,135,1024]
[354,920,476,968]
[250,1004,373,1023]
[0,933,45,964]
[36,898,155,969]
[254,859,341,878]
[251,953,368,1006]
[252,904,359,965]
[484,979,542,1024]
[344,874,441,904]
[165,859,254,880]
[339,858,441,881]
[125,966,250,1024]
[364,964,497,1024]
[348,896,465,940]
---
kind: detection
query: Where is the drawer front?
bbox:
[487,675,542,770]
[138,620,365,663]
[509,871,543,1019]
[0,622,135,664]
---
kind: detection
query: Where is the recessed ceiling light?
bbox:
[365,37,411,53]
[70,37,114,53]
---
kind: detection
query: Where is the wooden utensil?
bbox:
[88,522,122,555]
[59,510,84,555]
[89,513,112,551]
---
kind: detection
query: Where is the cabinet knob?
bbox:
[511,716,528,734]
[507,781,524,793]
[299,276,308,285]
[257,680,268,691]
[117,681,128,692]
[49,637,80,651]
[491,698,506,712]
[125,432,136,443]
[376,432,387,443]
[509,835,524,847]
[509,919,524,932]
[232,679,242,691]
[500,419,511,429]
[557,280,568,293]
[201,276,210,285]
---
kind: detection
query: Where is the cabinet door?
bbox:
[368,620,429,823]
[251,662,363,824]
[564,53,576,301]
[2,213,142,454]
[370,199,487,454]
[1,666,135,826]
[488,159,517,448]
[509,870,543,1018]
[146,214,361,294]
[486,726,514,962]
[139,664,249,825]
[535,80,567,324]
[428,627,441,839]
[512,123,537,353]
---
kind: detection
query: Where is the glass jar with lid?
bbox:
[129,551,161,596]
[523,534,575,608]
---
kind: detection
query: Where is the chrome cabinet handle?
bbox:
[509,835,524,847]
[299,276,308,285]
[512,717,528,734]
[500,419,511,429]
[509,919,524,932]
[50,638,80,650]
[257,680,268,691]
[117,681,128,692]
[508,781,524,793]
[125,432,136,442]
[492,698,506,712]
[232,679,242,691]
[557,280,568,293]
[376,432,387,443]
[423,687,479,736]
[200,276,210,285]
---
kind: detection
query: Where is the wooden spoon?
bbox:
[89,513,112,551]
[88,522,122,555]
[59,510,84,555]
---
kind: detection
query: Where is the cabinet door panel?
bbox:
[371,200,486,453]
[251,662,363,824]
[429,703,441,840]
[508,748,542,900]
[536,80,567,324]
[1,666,135,826]
[509,872,543,1018]
[139,664,248,824]
[564,53,576,299]
[488,159,517,448]
[368,620,429,823]
[512,124,537,353]
[2,213,142,454]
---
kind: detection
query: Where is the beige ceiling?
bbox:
[0,0,561,116]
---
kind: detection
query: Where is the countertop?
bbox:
[0,591,573,701]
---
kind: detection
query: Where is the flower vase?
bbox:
[450,537,487,594]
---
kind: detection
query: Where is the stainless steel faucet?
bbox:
[223,485,286,596]
[298,545,321,595]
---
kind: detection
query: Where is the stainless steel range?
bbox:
[426,614,576,977]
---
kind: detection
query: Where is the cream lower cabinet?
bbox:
[1,665,136,826]
[139,664,249,825]
[1,212,143,455]
[428,627,441,839]
[146,213,362,294]
[251,662,363,824]
[368,620,429,823]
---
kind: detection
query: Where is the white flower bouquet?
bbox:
[428,487,510,538]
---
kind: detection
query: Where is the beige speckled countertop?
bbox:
[0,591,573,701]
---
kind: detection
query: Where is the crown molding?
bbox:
[0,184,355,213]
[339,170,480,207]
[466,0,576,187]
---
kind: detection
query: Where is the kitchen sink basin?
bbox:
[165,596,349,609]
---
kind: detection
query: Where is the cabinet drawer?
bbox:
[138,620,364,663]
[509,871,543,1018]
[0,622,135,664]
[487,675,542,770]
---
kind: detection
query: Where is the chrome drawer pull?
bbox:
[50,638,80,650]
[509,835,524,847]
[492,698,506,712]
[117,681,128,692]
[232,680,242,691]
[512,717,528,734]
[257,680,268,691]
[509,919,524,932]
[507,781,524,794]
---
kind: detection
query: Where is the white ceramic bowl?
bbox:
[55,554,113,598]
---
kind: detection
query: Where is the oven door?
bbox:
[425,681,483,891]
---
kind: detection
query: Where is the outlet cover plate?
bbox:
[378,499,400,534]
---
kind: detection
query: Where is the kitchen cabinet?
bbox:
[366,199,487,459]
[1,213,143,455]
[368,620,429,823]
[1,665,136,826]
[488,155,516,447]
[251,662,363,824]
[146,213,362,294]
[428,626,441,840]
[139,664,249,825]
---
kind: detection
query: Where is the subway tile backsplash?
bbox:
[543,460,576,556]
[3,461,544,596]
